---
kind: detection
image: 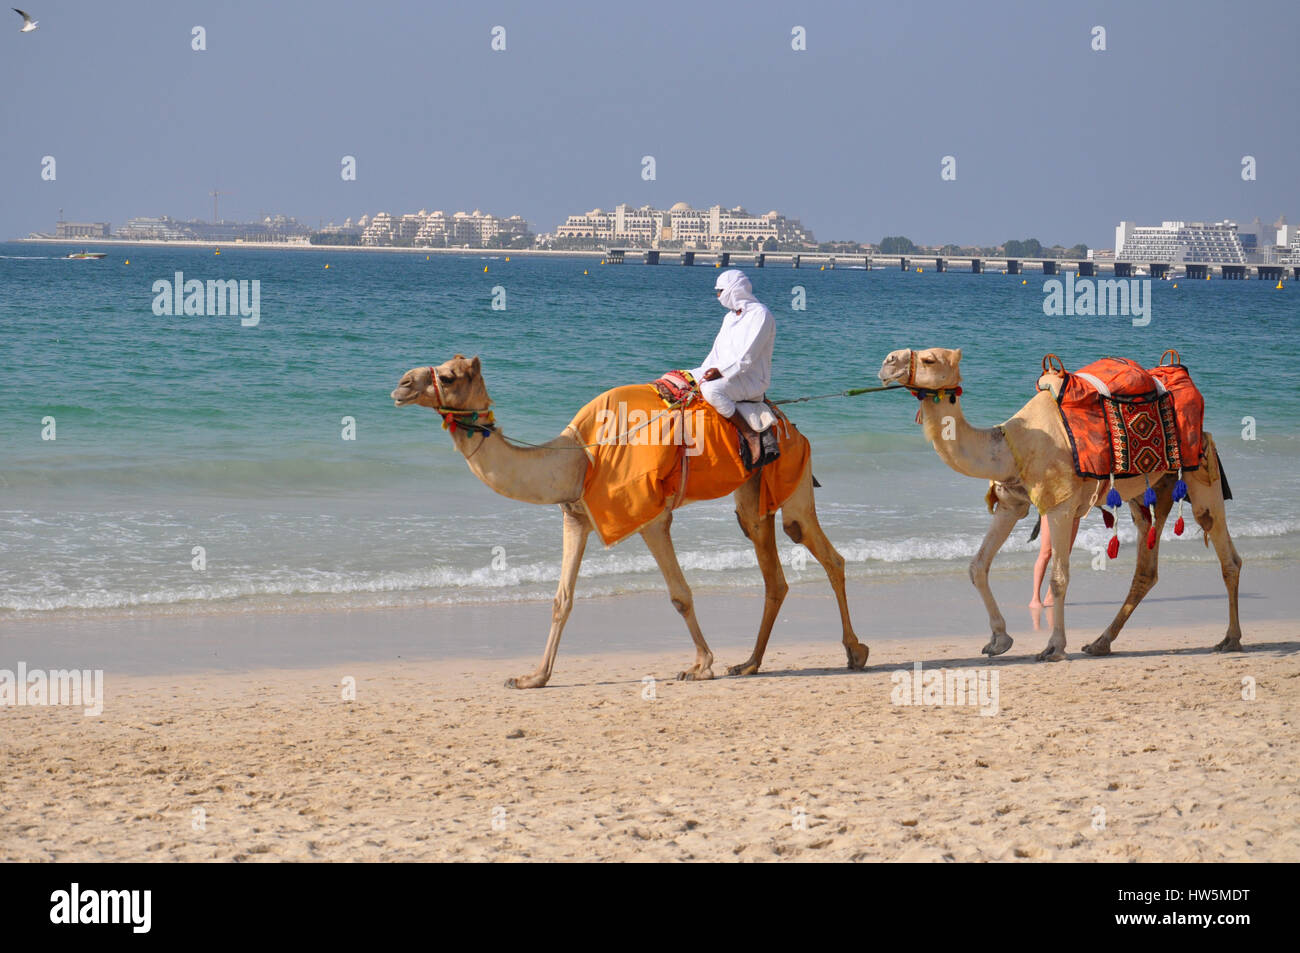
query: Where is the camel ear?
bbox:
[952,348,963,365]
[469,356,481,377]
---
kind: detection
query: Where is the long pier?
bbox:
[603,248,1298,281]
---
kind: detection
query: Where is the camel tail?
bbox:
[1027,519,1041,543]
[812,473,822,488]
[1216,449,1233,501]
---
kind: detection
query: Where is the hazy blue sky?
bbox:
[2,0,1296,248]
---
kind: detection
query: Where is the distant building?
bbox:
[55,221,111,239]
[1115,220,1256,264]
[359,208,532,247]
[554,202,815,250]
[115,215,309,242]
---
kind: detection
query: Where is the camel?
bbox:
[391,355,869,687]
[877,347,1243,661]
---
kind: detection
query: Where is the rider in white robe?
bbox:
[692,269,774,462]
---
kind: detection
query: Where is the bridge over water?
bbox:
[602,248,1297,282]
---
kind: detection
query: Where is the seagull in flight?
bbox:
[13,8,37,31]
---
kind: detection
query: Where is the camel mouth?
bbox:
[391,387,421,406]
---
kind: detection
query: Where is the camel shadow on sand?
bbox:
[557,639,1300,689]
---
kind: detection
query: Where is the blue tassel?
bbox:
[1173,479,1187,502]
[1143,485,1157,506]
[1106,488,1122,508]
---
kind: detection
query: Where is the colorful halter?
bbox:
[428,366,496,436]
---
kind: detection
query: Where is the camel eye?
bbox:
[921,356,936,364]
[439,374,455,386]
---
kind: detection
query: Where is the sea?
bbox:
[1,242,1296,621]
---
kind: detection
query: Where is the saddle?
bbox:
[651,370,783,470]
[1038,351,1205,480]
[566,384,809,546]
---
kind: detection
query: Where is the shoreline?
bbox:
[13,237,670,259]
[3,560,1292,677]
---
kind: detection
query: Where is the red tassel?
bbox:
[1102,510,1115,529]
[1174,516,1185,536]
[1147,526,1157,549]
[1107,536,1120,559]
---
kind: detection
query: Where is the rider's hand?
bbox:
[702,368,722,382]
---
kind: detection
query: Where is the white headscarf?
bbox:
[715,269,756,312]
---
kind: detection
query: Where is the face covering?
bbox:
[715,269,756,311]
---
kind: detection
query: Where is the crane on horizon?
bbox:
[209,187,233,224]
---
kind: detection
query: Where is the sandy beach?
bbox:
[3,563,1296,863]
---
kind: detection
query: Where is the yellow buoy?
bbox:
[484,266,489,272]
[916,267,922,273]
[819,265,825,271]
[426,255,429,260]
[124,260,130,265]
[1278,281,1285,289]
[325,264,330,269]
[715,262,721,268]
[1205,274,1210,280]
[505,256,510,262]
[601,260,606,265]
[1021,279,1027,285]
[1001,269,1006,275]
[1173,283,1178,288]
[214,249,220,255]
[583,269,589,275]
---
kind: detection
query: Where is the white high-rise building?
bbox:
[1115,220,1247,263]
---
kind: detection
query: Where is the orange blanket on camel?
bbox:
[563,384,810,546]
[1053,356,1206,480]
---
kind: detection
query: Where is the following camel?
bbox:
[391,355,869,687]
[877,347,1242,661]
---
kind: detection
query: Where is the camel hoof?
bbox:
[506,674,546,689]
[1213,637,1244,653]
[1035,647,1067,662]
[981,634,1013,657]
[677,667,715,682]
[727,660,760,677]
[1081,639,1112,657]
[845,642,869,670]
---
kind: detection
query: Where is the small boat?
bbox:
[65,250,107,259]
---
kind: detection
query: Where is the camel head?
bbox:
[878,347,963,390]
[391,354,491,411]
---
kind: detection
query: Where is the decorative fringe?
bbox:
[1105,474,1121,558]
[1172,470,1187,536]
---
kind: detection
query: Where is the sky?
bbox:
[2,0,1297,249]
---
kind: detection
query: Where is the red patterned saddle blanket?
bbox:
[1047,355,1205,479]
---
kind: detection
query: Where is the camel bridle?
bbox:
[426,366,496,459]
[902,349,963,406]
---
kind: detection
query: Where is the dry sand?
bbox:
[3,617,1296,862]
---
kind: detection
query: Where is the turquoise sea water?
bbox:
[1,242,1297,619]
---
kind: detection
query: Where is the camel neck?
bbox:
[917,396,1018,482]
[448,421,588,506]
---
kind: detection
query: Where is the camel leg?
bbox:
[639,511,715,681]
[1083,480,1173,656]
[1037,504,1076,661]
[779,470,869,670]
[506,504,589,689]
[1186,476,1244,651]
[726,477,789,676]
[973,481,1030,657]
